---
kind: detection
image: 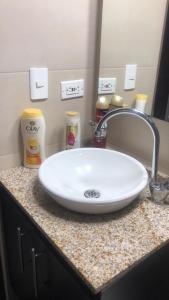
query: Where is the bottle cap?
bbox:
[135,94,148,101]
[112,95,123,107]
[96,96,109,109]
[66,111,79,117]
[122,102,129,108]
[22,108,43,118]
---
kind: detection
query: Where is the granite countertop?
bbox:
[0,166,169,293]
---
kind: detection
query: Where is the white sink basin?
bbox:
[39,148,148,214]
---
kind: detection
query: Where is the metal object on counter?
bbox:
[95,107,169,204]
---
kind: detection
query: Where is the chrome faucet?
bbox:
[95,108,169,204]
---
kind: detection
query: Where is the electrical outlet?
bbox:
[98,78,116,94]
[61,80,84,100]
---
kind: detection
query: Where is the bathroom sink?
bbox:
[39,148,148,214]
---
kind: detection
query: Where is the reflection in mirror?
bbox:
[153,2,169,121]
[98,0,168,120]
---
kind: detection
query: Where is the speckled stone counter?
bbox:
[0,166,169,293]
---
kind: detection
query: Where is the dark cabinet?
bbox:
[2,184,169,300]
[0,188,93,300]
[0,256,6,300]
[2,193,35,299]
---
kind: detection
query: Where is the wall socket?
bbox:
[98,77,117,94]
[61,79,84,100]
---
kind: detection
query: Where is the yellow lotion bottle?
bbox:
[21,108,46,168]
[135,94,148,112]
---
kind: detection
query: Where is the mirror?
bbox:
[98,0,168,120]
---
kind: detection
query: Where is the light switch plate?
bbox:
[98,78,116,94]
[29,67,48,100]
[61,79,84,100]
[124,64,137,90]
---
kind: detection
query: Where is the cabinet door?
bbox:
[1,190,94,300]
[30,232,92,300]
[1,193,36,300]
[47,250,92,300]
[0,257,6,300]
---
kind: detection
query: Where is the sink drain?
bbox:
[84,189,101,198]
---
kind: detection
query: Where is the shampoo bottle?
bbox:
[21,108,46,168]
[96,96,110,122]
[94,96,109,148]
[135,94,148,112]
[65,111,81,149]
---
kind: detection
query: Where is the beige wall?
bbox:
[1,0,169,176]
[99,0,169,174]
[107,116,169,175]
[0,0,98,170]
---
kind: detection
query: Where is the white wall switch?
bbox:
[29,67,48,100]
[61,79,84,100]
[124,64,137,90]
[98,78,116,94]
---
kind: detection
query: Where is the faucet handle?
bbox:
[89,120,96,138]
[163,178,169,190]
[89,120,96,127]
[150,178,169,204]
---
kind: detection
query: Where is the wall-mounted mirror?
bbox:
[98,0,168,121]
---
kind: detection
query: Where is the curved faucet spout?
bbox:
[95,108,160,183]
